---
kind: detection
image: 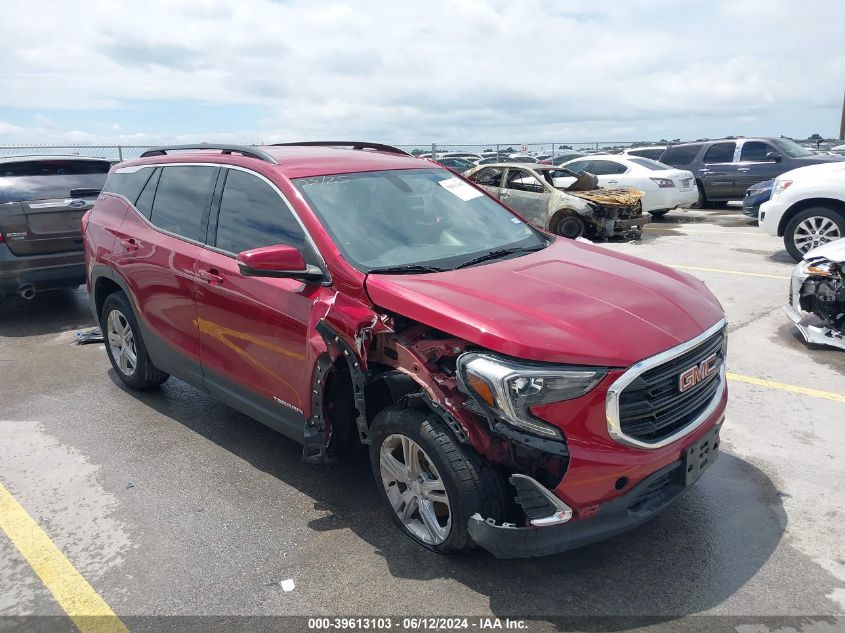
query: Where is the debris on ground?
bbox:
[73,328,104,345]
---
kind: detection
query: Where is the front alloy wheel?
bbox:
[106,309,137,376]
[784,207,845,260]
[792,216,841,253]
[369,406,506,553]
[379,434,451,545]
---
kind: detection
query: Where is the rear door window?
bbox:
[588,160,628,175]
[660,144,703,167]
[149,166,217,242]
[563,160,591,173]
[703,142,737,164]
[504,169,545,193]
[213,169,305,255]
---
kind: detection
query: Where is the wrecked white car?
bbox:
[785,237,845,350]
[464,163,646,239]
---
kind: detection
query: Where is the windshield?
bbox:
[294,168,546,272]
[775,138,815,158]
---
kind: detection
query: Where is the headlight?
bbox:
[457,353,606,439]
[806,260,840,278]
[771,179,793,198]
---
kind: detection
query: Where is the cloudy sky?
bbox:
[0,0,843,147]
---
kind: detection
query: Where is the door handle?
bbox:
[120,238,139,254]
[198,268,224,285]
[606,180,618,184]
[737,167,750,172]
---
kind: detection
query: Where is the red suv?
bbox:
[84,142,727,558]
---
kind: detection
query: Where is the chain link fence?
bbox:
[0,141,655,164]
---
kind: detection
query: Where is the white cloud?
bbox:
[0,0,842,143]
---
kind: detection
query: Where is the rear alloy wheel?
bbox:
[784,207,845,261]
[554,213,587,239]
[101,292,169,390]
[107,309,137,377]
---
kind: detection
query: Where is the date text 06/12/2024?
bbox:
[307,617,528,630]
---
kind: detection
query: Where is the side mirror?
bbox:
[765,151,781,162]
[237,244,324,282]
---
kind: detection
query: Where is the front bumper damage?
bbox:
[469,421,722,558]
[785,262,845,351]
[469,460,689,559]
[784,306,845,350]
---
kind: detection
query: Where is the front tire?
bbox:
[369,406,505,554]
[783,206,845,261]
[101,292,169,390]
[553,212,587,239]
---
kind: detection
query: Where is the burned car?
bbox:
[464,163,647,239]
[785,237,845,350]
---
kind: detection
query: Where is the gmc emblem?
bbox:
[679,353,719,393]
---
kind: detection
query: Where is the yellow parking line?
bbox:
[0,483,129,633]
[645,228,768,236]
[670,264,789,280]
[727,372,845,402]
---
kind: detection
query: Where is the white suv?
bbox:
[759,161,845,260]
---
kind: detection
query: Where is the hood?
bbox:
[365,239,724,367]
[781,160,845,181]
[804,237,845,263]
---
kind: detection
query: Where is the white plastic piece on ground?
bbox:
[281,579,295,592]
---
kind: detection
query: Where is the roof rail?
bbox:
[271,141,410,156]
[140,143,278,164]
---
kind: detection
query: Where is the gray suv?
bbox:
[659,138,844,205]
[0,156,109,301]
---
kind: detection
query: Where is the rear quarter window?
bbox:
[102,167,156,205]
[660,144,703,167]
[703,142,737,164]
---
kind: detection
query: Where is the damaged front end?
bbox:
[559,171,648,240]
[785,252,845,351]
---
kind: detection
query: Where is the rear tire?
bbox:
[369,406,505,554]
[101,292,169,390]
[691,181,706,209]
[783,206,845,261]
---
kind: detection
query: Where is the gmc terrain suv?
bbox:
[1,155,109,301]
[659,137,843,206]
[84,142,727,558]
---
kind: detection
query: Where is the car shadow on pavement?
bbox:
[110,374,815,631]
[0,287,94,337]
